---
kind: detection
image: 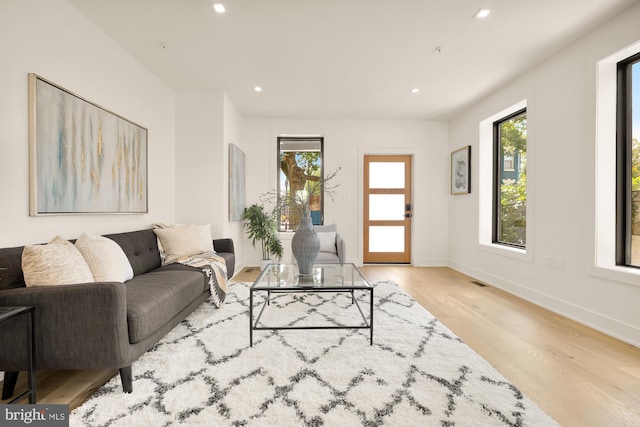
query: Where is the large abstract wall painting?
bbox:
[29,74,148,215]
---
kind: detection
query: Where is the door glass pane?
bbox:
[369,162,404,189]
[369,226,404,252]
[369,194,404,220]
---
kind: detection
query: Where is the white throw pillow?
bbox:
[153,225,207,264]
[22,236,94,287]
[317,231,337,254]
[75,233,134,282]
[194,224,215,253]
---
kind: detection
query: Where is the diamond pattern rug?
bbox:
[70,281,558,426]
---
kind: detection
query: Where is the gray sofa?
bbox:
[0,229,235,396]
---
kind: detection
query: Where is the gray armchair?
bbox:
[314,224,346,264]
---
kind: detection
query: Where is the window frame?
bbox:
[593,41,640,285]
[615,52,640,268]
[492,107,527,249]
[276,136,325,232]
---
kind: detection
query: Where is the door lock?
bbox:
[405,203,412,218]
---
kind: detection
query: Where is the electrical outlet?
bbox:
[553,257,566,270]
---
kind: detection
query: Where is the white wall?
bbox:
[174,91,224,234]
[174,93,247,271]
[448,3,640,346]
[223,95,247,268]
[241,118,450,267]
[0,0,176,246]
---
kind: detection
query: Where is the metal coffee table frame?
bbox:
[249,263,373,347]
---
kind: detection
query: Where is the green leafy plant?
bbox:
[242,203,283,260]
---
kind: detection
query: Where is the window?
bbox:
[493,109,527,248]
[277,136,324,231]
[616,53,640,268]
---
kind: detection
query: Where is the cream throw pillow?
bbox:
[22,236,94,287]
[317,231,337,254]
[75,233,134,282]
[153,225,208,264]
[153,223,215,264]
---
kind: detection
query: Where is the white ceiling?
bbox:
[67,0,638,120]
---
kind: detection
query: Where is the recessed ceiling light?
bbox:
[473,8,491,19]
[410,88,420,94]
[254,86,262,92]
[213,3,225,14]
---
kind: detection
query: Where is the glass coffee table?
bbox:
[249,263,373,347]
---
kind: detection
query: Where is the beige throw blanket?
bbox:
[174,251,228,308]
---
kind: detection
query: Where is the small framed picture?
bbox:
[451,146,471,195]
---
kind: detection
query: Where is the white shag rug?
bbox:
[71,281,558,427]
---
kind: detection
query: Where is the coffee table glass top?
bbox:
[253,263,371,290]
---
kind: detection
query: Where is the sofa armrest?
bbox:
[213,238,234,254]
[0,282,130,370]
[336,233,346,264]
[213,239,235,278]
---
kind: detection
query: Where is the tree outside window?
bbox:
[277,137,323,231]
[494,110,527,247]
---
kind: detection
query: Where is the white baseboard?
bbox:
[448,260,640,348]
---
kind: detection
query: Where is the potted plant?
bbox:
[242,203,283,269]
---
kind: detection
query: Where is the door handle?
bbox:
[405,213,412,218]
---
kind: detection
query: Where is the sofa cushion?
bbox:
[22,236,94,287]
[315,251,340,263]
[76,233,134,282]
[314,224,337,233]
[0,246,27,290]
[104,229,161,276]
[125,264,207,343]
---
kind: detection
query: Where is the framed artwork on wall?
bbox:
[451,145,471,195]
[28,73,148,215]
[229,143,245,221]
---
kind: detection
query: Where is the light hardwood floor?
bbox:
[2,266,639,426]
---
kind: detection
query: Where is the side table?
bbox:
[0,306,36,404]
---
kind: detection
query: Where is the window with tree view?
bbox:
[493,109,527,248]
[277,137,323,232]
[617,53,640,268]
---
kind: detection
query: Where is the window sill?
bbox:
[590,265,640,288]
[478,242,533,262]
